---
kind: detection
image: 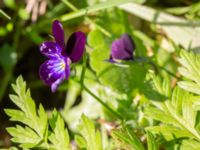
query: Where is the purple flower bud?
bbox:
[109,34,135,62]
[39,20,86,92]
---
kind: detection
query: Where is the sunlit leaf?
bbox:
[119,3,200,49]
[76,114,103,150]
[111,126,145,150]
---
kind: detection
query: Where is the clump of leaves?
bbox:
[144,50,200,149]
[5,76,70,149]
[178,50,200,95]
[111,125,145,150]
[75,114,103,150]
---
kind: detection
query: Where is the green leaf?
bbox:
[111,126,145,150]
[146,131,158,150]
[7,126,41,148]
[3,0,15,9]
[96,8,131,37]
[119,3,200,49]
[49,110,70,150]
[146,125,192,141]
[75,135,87,149]
[178,81,200,95]
[145,106,177,125]
[87,29,105,48]
[5,76,71,149]
[179,139,200,150]
[61,0,145,21]
[145,74,200,142]
[88,30,147,94]
[77,114,103,150]
[5,76,47,148]
[165,6,190,15]
[178,50,200,94]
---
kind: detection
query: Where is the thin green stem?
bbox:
[61,0,136,21]
[147,60,179,79]
[80,53,87,89]
[0,9,11,20]
[62,0,77,10]
[82,85,123,120]
[62,0,112,37]
[78,51,123,120]
[157,65,179,79]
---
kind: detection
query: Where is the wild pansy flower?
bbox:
[108,34,135,63]
[39,20,86,92]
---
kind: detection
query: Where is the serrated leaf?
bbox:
[179,139,200,150]
[111,126,145,150]
[77,114,103,150]
[178,50,200,86]
[146,125,192,141]
[171,87,184,115]
[5,76,48,148]
[49,110,70,150]
[145,73,200,142]
[146,131,158,150]
[178,81,200,95]
[144,106,177,125]
[75,135,87,149]
[7,126,41,148]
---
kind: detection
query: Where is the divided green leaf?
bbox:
[76,114,103,150]
[111,126,145,150]
[5,76,70,149]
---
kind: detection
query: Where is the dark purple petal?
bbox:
[121,34,135,53]
[111,34,135,60]
[39,57,70,92]
[40,42,62,59]
[65,31,86,62]
[52,20,65,50]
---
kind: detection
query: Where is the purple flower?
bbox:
[39,20,86,92]
[109,34,135,63]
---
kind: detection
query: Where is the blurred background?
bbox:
[0,0,199,148]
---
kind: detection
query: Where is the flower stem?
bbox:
[61,0,136,21]
[82,84,123,120]
[79,53,123,120]
[0,9,11,20]
[62,0,112,37]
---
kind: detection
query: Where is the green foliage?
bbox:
[141,50,200,150]
[61,0,145,21]
[178,50,200,95]
[145,77,200,140]
[144,70,200,149]
[49,110,70,150]
[88,29,147,94]
[5,76,47,148]
[0,44,17,72]
[2,0,200,149]
[111,126,145,150]
[5,76,70,149]
[146,131,158,150]
[119,3,200,50]
[75,114,103,150]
